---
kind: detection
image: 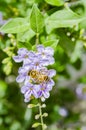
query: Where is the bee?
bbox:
[29,70,39,78]
[29,69,50,84]
[36,74,50,83]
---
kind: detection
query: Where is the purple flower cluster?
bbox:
[13,45,56,102]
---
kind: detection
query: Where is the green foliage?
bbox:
[0,80,7,98]
[30,4,44,33]
[45,0,64,6]
[43,39,59,50]
[0,18,30,33]
[45,7,85,33]
[0,0,86,130]
[17,29,35,43]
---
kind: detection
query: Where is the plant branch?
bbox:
[36,33,39,45]
[39,103,45,130]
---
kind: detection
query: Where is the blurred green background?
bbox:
[0,0,86,130]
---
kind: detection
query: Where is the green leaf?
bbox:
[30,4,44,33]
[45,8,85,33]
[17,42,32,50]
[0,80,8,98]
[3,62,13,75]
[43,39,59,50]
[70,40,83,63]
[32,122,41,128]
[2,57,10,64]
[79,18,86,29]
[17,29,35,42]
[24,108,32,121]
[45,0,64,6]
[10,121,21,130]
[57,29,75,56]
[0,18,30,33]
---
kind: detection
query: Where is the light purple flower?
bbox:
[37,77,55,99]
[21,83,39,102]
[36,45,55,65]
[25,53,54,67]
[13,45,56,102]
[38,83,50,99]
[16,65,40,83]
[13,48,35,65]
[16,66,55,101]
[16,66,30,83]
[58,107,68,117]
[24,66,56,85]
[76,84,86,99]
[21,79,55,102]
[37,45,54,56]
[48,69,56,78]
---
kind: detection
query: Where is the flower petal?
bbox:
[25,91,32,99]
[34,85,40,92]
[13,56,23,62]
[48,79,55,87]
[18,48,28,55]
[45,47,54,56]
[24,76,30,85]
[16,75,25,83]
[42,91,50,98]
[21,86,29,94]
[37,45,44,52]
[29,51,36,59]
[32,90,38,98]
[24,98,30,102]
[48,57,55,64]
[48,69,56,77]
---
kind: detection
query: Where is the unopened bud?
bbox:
[35,114,40,120]
[11,39,14,43]
[41,97,45,102]
[28,103,39,108]
[43,113,48,117]
[67,32,71,36]
[8,34,12,38]
[71,37,75,42]
[13,41,16,46]
[42,104,46,108]
[43,124,47,129]
[28,104,36,108]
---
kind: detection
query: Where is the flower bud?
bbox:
[41,97,45,102]
[28,104,36,108]
[43,113,48,117]
[41,104,46,108]
[35,114,40,120]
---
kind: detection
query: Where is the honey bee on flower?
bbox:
[13,45,56,102]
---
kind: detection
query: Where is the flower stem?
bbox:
[39,103,45,130]
[36,33,39,45]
